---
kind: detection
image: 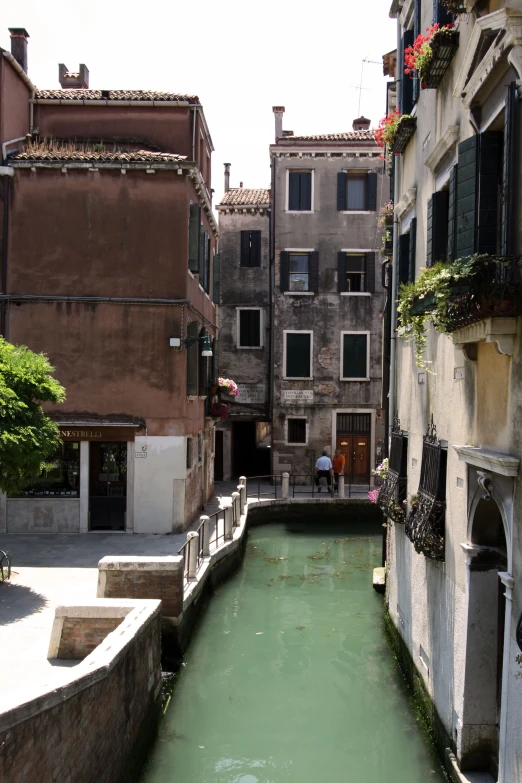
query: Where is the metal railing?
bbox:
[291,473,371,498]
[178,540,190,585]
[245,475,283,500]
[207,507,226,552]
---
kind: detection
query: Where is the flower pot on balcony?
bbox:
[390,117,417,154]
[421,30,459,89]
[384,238,394,257]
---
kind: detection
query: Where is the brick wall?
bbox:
[0,610,162,783]
[57,617,123,659]
[103,570,183,617]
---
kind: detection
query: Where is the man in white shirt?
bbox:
[315,450,333,493]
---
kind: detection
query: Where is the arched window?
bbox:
[186,320,199,396]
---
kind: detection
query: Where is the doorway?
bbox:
[336,413,371,482]
[231,421,271,478]
[215,431,224,481]
[89,442,127,531]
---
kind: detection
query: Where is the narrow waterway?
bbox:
[142,520,445,783]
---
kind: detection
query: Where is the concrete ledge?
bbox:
[372,567,386,593]
[98,555,183,570]
[97,556,184,618]
[444,749,495,783]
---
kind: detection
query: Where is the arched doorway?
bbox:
[460,496,507,777]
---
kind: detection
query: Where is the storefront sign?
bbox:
[236,384,266,404]
[60,426,136,441]
[282,390,314,403]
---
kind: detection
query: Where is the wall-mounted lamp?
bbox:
[170,334,213,357]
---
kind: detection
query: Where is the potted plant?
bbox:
[208,401,230,420]
[376,109,416,155]
[405,24,459,89]
[441,0,466,14]
[218,377,239,397]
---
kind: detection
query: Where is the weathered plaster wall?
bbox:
[6,498,80,534]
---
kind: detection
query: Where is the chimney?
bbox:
[352,116,371,132]
[272,106,285,140]
[58,63,89,89]
[224,163,231,193]
[8,28,29,74]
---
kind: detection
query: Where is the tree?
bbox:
[0,337,65,495]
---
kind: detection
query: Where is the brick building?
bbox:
[0,28,218,534]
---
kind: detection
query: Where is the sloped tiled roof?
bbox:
[277,130,376,143]
[11,141,187,164]
[34,89,200,102]
[219,188,271,206]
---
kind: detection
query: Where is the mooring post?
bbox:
[200,515,210,556]
[224,501,234,539]
[239,484,246,515]
[239,475,246,486]
[187,531,199,579]
[282,472,289,499]
[231,491,240,526]
[338,474,345,499]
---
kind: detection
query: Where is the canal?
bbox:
[142,520,446,783]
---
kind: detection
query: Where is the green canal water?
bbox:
[142,521,446,783]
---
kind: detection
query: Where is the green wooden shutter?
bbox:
[365,252,376,293]
[251,230,262,267]
[455,136,479,258]
[198,223,205,276]
[188,203,201,272]
[426,196,434,267]
[203,231,209,291]
[288,172,300,210]
[400,30,414,115]
[432,191,449,263]
[390,157,395,203]
[309,251,319,293]
[280,251,289,292]
[501,82,517,256]
[408,218,417,283]
[477,131,502,255]
[366,172,378,211]
[413,0,421,104]
[447,165,457,262]
[398,234,410,287]
[337,172,346,211]
[212,253,220,303]
[338,252,346,292]
[240,231,250,266]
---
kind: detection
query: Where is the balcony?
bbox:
[378,418,408,523]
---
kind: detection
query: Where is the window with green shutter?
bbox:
[338,252,376,292]
[342,333,369,380]
[501,82,517,256]
[400,30,414,115]
[285,332,312,378]
[188,203,201,272]
[408,218,417,283]
[427,191,449,266]
[412,0,421,105]
[288,171,312,211]
[447,165,457,262]
[240,231,262,267]
[336,172,378,211]
[398,233,410,288]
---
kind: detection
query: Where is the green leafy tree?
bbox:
[0,337,65,494]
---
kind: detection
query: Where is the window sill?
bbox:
[340,377,370,382]
[187,395,199,401]
[237,345,264,350]
[286,442,308,447]
[283,377,313,381]
[286,210,314,214]
[340,292,372,297]
[199,395,207,400]
[342,211,372,215]
[283,291,314,296]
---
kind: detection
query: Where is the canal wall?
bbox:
[0,599,162,783]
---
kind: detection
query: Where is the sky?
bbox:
[4,0,396,206]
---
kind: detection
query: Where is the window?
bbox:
[186,321,199,396]
[238,308,262,348]
[10,441,81,498]
[280,251,319,293]
[240,231,261,267]
[198,432,203,463]
[427,192,449,266]
[186,437,193,470]
[284,331,312,379]
[287,418,307,445]
[337,172,377,211]
[338,252,376,293]
[341,332,369,380]
[288,170,312,211]
[398,220,416,287]
[188,203,201,272]
[198,328,209,396]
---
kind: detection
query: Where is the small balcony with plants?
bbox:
[376,109,416,155]
[378,202,394,257]
[405,24,459,90]
[397,254,522,367]
[369,417,409,523]
[207,377,239,420]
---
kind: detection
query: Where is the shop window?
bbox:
[11,441,81,497]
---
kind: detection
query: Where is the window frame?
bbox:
[283,330,313,380]
[236,307,263,349]
[345,173,368,212]
[186,436,193,471]
[286,169,315,213]
[339,249,375,296]
[286,416,308,446]
[340,331,370,382]
[240,230,262,268]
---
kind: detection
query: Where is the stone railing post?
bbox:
[224,502,234,540]
[231,491,240,526]
[239,484,246,515]
[282,472,289,499]
[338,474,345,498]
[186,531,199,579]
[200,515,210,556]
[239,475,246,487]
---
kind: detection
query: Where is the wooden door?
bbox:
[353,437,369,481]
[336,435,353,476]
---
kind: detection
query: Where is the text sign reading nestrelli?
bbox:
[236,384,266,404]
[282,390,314,403]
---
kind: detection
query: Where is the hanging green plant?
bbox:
[397,254,522,368]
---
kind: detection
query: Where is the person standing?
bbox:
[332,449,346,492]
[315,450,333,493]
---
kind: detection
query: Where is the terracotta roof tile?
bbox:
[276,130,376,143]
[11,141,187,164]
[34,89,199,102]
[219,188,271,206]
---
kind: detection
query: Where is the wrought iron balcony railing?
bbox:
[378,417,408,523]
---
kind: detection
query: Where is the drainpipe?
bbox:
[0,173,11,336]
[268,153,276,468]
[192,106,197,163]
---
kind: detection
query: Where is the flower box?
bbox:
[421,30,459,89]
[441,0,466,14]
[390,117,417,154]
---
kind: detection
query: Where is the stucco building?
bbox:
[270,108,388,484]
[0,28,218,534]
[380,2,522,781]
[215,169,271,480]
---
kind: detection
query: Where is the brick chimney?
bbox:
[8,28,29,74]
[353,116,371,132]
[272,106,285,140]
[58,64,89,89]
[224,163,231,193]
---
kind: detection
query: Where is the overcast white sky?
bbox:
[4,0,396,205]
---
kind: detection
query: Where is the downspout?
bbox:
[192,107,197,164]
[0,176,9,336]
[268,153,276,467]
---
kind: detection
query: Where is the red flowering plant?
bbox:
[375,108,411,154]
[404,24,455,87]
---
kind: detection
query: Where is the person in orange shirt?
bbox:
[332,449,346,493]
